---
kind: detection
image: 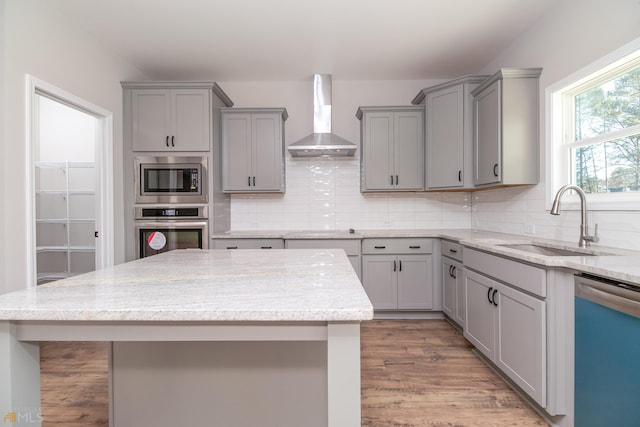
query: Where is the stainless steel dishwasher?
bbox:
[574,273,640,427]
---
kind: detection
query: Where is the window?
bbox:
[548,38,640,210]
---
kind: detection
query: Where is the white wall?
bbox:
[472,0,640,250]
[1,0,144,293]
[221,79,472,231]
[0,0,6,295]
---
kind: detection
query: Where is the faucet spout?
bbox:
[550,185,599,247]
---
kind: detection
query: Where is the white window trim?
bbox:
[546,36,640,211]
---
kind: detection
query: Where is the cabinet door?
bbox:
[222,113,252,191]
[473,80,501,185]
[427,86,463,188]
[393,111,424,190]
[495,283,546,407]
[463,269,496,360]
[362,255,397,310]
[442,258,456,319]
[397,254,432,309]
[172,89,211,151]
[132,89,171,151]
[363,112,394,190]
[454,264,465,326]
[252,113,282,191]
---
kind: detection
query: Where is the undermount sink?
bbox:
[498,243,601,257]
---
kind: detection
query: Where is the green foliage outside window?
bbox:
[572,67,640,193]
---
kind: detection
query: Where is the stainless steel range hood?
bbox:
[288,74,357,157]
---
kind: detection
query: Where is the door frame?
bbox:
[25,75,114,287]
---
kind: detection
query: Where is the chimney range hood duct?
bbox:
[288,74,357,157]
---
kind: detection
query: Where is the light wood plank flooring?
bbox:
[40,319,548,426]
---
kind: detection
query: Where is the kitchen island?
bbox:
[0,249,373,427]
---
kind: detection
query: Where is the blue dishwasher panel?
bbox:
[575,296,640,427]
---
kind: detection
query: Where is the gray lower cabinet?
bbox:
[212,238,284,250]
[356,106,424,191]
[441,240,464,326]
[472,68,541,187]
[221,108,288,193]
[361,238,433,310]
[284,239,361,280]
[463,248,546,407]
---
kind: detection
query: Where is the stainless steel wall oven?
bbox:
[134,207,208,259]
[135,156,208,204]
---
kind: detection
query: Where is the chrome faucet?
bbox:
[550,185,599,247]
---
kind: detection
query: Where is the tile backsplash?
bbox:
[231,158,471,231]
[231,159,640,251]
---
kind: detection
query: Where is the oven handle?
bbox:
[134,220,208,228]
[575,275,640,319]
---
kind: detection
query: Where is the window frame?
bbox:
[546,37,640,211]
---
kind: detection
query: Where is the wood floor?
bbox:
[39,319,548,426]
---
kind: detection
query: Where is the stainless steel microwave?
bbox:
[135,156,208,204]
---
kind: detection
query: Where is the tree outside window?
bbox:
[570,66,640,193]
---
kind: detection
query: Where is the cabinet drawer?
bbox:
[362,238,432,254]
[285,239,361,256]
[464,248,546,297]
[441,240,463,262]
[213,238,284,250]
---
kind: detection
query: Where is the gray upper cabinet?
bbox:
[129,87,212,152]
[221,108,287,193]
[472,68,542,187]
[356,106,424,192]
[413,76,487,190]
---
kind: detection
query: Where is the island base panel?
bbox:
[0,322,42,426]
[112,341,328,426]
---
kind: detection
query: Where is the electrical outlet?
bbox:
[524,223,536,235]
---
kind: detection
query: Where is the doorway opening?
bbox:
[27,76,114,287]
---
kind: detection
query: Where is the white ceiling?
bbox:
[49,0,561,81]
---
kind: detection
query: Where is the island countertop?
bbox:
[0,249,374,322]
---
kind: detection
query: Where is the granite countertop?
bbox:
[0,249,373,322]
[212,228,640,284]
